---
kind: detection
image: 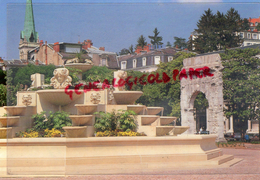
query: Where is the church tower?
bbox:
[19,0,39,61]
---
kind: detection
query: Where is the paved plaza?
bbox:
[2,143,259,180]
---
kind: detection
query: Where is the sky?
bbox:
[1,0,260,60]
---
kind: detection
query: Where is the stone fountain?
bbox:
[0,66,242,176]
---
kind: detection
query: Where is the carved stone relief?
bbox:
[113,70,127,91]
[22,95,32,106]
[90,93,101,104]
[50,68,72,89]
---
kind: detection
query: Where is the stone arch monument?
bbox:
[180,54,225,141]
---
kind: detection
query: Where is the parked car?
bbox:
[233,132,242,141]
[224,133,235,141]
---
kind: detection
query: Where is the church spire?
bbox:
[20,0,38,43]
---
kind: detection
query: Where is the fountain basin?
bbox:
[113,91,143,105]
[140,115,159,125]
[69,115,93,126]
[160,116,177,125]
[147,107,164,115]
[0,127,12,138]
[127,105,145,114]
[75,104,98,114]
[0,116,20,127]
[172,126,190,136]
[37,89,84,106]
[62,126,87,138]
[4,106,26,116]
[156,126,174,136]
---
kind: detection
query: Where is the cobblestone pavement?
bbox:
[2,144,260,180]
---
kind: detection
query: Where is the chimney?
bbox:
[135,46,142,54]
[45,41,48,65]
[40,40,43,46]
[99,47,105,51]
[82,39,93,50]
[53,42,60,52]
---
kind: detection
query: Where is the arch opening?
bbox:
[193,92,208,133]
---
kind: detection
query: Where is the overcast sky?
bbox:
[1,0,260,60]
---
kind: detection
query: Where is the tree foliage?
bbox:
[220,48,260,134]
[0,69,6,85]
[173,37,187,49]
[126,52,196,123]
[0,84,6,107]
[119,48,130,56]
[136,35,147,49]
[194,8,245,53]
[148,28,163,49]
[82,65,114,83]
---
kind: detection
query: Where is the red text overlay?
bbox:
[65,66,213,100]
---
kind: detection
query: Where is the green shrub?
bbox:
[251,141,260,144]
[117,110,136,131]
[32,111,49,132]
[94,110,137,132]
[94,111,118,132]
[32,111,71,132]
[47,111,72,129]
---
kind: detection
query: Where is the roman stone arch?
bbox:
[180,54,225,141]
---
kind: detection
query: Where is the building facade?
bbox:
[118,47,179,72]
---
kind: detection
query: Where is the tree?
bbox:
[256,24,260,31]
[0,69,6,85]
[136,35,147,49]
[194,8,244,53]
[148,28,163,49]
[224,8,243,48]
[126,52,196,122]
[119,48,130,56]
[194,8,218,53]
[187,35,193,51]
[166,41,172,48]
[242,18,250,31]
[129,44,134,54]
[220,48,260,137]
[82,66,114,83]
[0,84,6,106]
[173,37,187,49]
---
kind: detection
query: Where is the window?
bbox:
[154,56,160,65]
[142,57,146,66]
[133,59,137,68]
[168,56,173,62]
[247,43,251,46]
[121,61,126,69]
[239,33,244,38]
[256,22,258,26]
[101,59,106,66]
[253,34,257,39]
[247,33,251,39]
[250,23,253,26]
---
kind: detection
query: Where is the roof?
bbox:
[87,46,116,55]
[60,52,91,60]
[249,17,260,27]
[117,47,179,62]
[107,54,119,69]
[196,44,260,57]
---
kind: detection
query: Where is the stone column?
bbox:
[230,115,234,133]
[226,118,229,132]
[247,120,251,132]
